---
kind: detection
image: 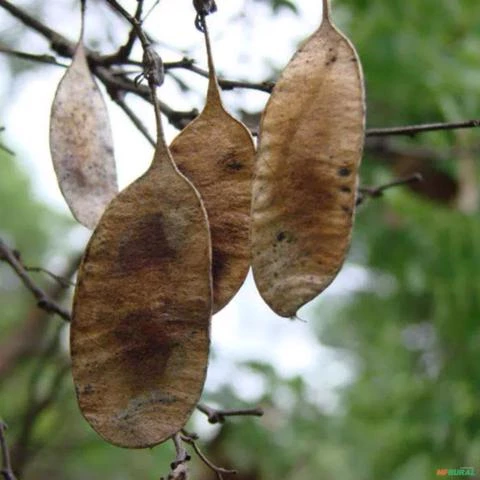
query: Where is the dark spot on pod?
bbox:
[276,231,294,243]
[326,55,337,66]
[342,206,352,214]
[340,186,351,193]
[219,150,243,171]
[117,213,176,273]
[114,309,177,379]
[83,384,94,394]
[338,167,351,177]
[212,247,228,281]
[72,167,88,188]
[226,159,243,171]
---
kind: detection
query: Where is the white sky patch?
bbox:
[206,269,363,408]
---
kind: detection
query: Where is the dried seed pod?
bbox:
[170,16,254,314]
[50,8,117,230]
[251,0,366,318]
[71,82,212,448]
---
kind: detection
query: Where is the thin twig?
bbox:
[0,243,260,450]
[182,434,237,479]
[0,0,197,130]
[166,463,189,480]
[163,433,190,480]
[3,1,480,137]
[143,0,160,23]
[23,266,74,288]
[172,433,190,467]
[0,239,71,322]
[94,65,197,129]
[100,0,144,65]
[366,119,480,137]
[196,403,264,424]
[0,126,14,156]
[0,252,80,381]
[0,422,16,480]
[180,429,199,441]
[0,143,14,156]
[0,46,68,67]
[104,0,149,46]
[356,173,423,205]
[164,58,274,93]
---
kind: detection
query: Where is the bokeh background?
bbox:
[1,0,480,478]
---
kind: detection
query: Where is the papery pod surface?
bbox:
[251,0,366,317]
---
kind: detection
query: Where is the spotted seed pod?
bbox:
[251,0,366,318]
[71,88,212,448]
[50,11,117,229]
[170,16,254,314]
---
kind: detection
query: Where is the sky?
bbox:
[1,0,365,413]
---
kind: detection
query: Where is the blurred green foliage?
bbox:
[0,148,70,342]
[1,0,479,479]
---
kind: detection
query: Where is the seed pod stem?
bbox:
[80,0,87,37]
[198,15,222,107]
[149,80,166,145]
[322,0,331,23]
[148,63,173,168]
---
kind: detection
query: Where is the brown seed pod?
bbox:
[71,81,212,448]
[50,9,117,230]
[170,16,254,314]
[251,0,366,318]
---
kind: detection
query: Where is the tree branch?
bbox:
[164,58,274,93]
[0,46,68,67]
[366,119,480,137]
[100,0,145,65]
[0,126,14,156]
[0,143,14,156]
[1,239,264,473]
[196,403,264,424]
[103,0,149,47]
[356,174,423,206]
[0,239,71,322]
[0,252,80,381]
[181,433,237,479]
[22,266,74,288]
[0,0,197,130]
[163,433,190,480]
[3,0,480,137]
[0,422,16,480]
